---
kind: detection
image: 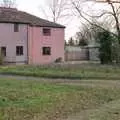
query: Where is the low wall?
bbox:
[65,46,100,61]
[65,46,89,61]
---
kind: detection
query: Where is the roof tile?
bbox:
[0,7,65,28]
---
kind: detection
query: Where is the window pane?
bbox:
[16,46,19,55]
[1,47,6,56]
[16,46,23,56]
[14,23,19,32]
[43,28,51,36]
[20,46,23,55]
[42,47,51,55]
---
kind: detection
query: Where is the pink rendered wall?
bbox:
[28,26,65,64]
[0,23,28,63]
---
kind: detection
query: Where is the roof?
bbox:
[0,7,65,28]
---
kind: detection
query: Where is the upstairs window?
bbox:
[1,47,6,56]
[42,47,51,55]
[16,46,23,56]
[14,23,19,32]
[43,28,51,36]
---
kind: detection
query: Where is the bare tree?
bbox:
[71,0,120,38]
[41,0,70,23]
[75,24,91,46]
[68,37,75,46]
[71,0,120,63]
[1,0,16,8]
[107,0,120,42]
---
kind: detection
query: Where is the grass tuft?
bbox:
[0,64,120,80]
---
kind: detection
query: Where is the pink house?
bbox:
[0,7,65,64]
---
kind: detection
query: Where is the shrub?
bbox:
[97,31,112,64]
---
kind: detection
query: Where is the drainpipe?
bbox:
[27,25,29,64]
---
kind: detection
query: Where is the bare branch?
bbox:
[41,0,70,23]
[72,0,119,38]
[1,0,16,8]
[82,10,114,18]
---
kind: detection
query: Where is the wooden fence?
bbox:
[65,46,99,61]
[65,46,89,61]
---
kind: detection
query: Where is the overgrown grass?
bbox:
[88,99,120,120]
[0,64,120,79]
[0,78,120,120]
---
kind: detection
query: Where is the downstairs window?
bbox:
[16,46,23,56]
[42,47,51,55]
